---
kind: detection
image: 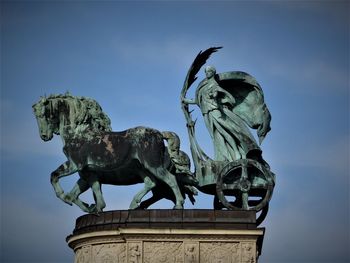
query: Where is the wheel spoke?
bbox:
[222,182,240,190]
[241,164,248,180]
[242,192,249,210]
[250,182,269,189]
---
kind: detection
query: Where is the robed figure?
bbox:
[183,65,271,164]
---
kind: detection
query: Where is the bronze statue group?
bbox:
[33,47,275,220]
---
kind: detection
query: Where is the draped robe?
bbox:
[196,76,261,162]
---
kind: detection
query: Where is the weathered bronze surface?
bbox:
[33,93,197,213]
[33,47,275,222]
[181,47,275,219]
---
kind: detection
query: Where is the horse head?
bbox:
[32,97,58,141]
[33,93,113,142]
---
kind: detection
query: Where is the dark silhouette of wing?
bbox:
[181,47,222,98]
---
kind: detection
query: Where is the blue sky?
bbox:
[1,1,349,262]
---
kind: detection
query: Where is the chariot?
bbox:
[33,47,275,221]
[180,48,275,223]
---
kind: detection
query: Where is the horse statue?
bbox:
[32,93,198,213]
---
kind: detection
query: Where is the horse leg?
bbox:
[139,194,161,209]
[65,178,91,213]
[50,161,78,205]
[89,180,106,213]
[151,167,184,209]
[129,176,156,209]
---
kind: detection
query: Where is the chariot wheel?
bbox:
[216,159,274,212]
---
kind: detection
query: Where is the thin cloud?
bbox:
[111,36,211,69]
[1,98,63,158]
[264,59,348,94]
[268,135,349,175]
[1,119,63,158]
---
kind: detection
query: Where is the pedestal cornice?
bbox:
[67,210,265,263]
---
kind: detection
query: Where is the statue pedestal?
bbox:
[67,210,264,263]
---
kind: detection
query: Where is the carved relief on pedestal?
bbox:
[75,245,92,263]
[127,242,142,263]
[184,242,199,263]
[200,242,239,263]
[241,242,256,263]
[144,242,184,263]
[92,243,126,263]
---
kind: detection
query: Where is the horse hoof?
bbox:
[93,211,101,217]
[87,204,97,214]
[173,205,183,210]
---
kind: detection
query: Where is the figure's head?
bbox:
[205,65,216,79]
[32,97,57,141]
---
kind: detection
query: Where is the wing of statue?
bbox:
[197,71,271,144]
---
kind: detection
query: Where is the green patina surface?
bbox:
[33,93,197,213]
[180,47,275,218]
[33,47,275,221]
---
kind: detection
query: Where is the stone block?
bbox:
[67,210,264,263]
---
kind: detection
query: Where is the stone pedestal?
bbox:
[67,210,264,263]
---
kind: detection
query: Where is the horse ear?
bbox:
[40,96,49,105]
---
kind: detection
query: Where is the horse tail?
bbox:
[162,131,198,190]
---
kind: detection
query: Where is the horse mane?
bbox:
[46,93,112,133]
